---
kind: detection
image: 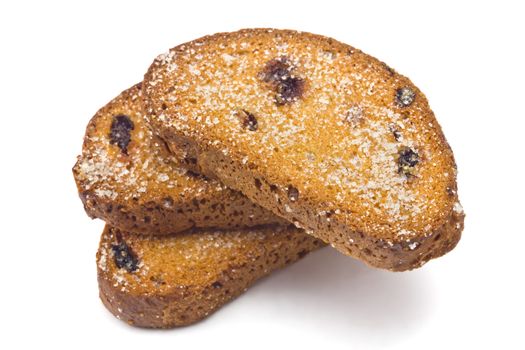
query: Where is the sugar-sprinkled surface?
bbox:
[144,29,462,241]
[98,225,322,295]
[73,84,285,233]
[97,223,323,327]
[74,86,230,204]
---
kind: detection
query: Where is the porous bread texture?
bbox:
[97,225,323,328]
[143,28,464,270]
[73,84,286,235]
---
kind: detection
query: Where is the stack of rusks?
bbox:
[73,29,464,328]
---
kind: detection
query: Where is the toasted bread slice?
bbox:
[73,84,286,235]
[143,29,464,270]
[98,224,323,328]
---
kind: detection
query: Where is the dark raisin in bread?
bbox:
[73,84,287,235]
[98,224,323,327]
[143,29,464,270]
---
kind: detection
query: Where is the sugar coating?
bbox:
[73,84,285,234]
[97,222,324,328]
[98,225,322,295]
[74,87,229,204]
[144,29,462,241]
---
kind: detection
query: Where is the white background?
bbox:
[1,0,524,349]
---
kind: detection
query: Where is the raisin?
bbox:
[275,77,305,105]
[261,58,291,82]
[109,115,134,154]
[287,185,299,202]
[211,281,223,289]
[398,147,419,176]
[260,57,305,105]
[395,87,416,107]
[238,110,258,131]
[111,241,139,272]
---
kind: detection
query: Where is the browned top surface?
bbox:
[144,28,463,241]
[74,84,238,206]
[98,225,316,296]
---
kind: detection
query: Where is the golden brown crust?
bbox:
[73,84,286,235]
[143,28,464,270]
[97,225,323,328]
[177,147,463,271]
